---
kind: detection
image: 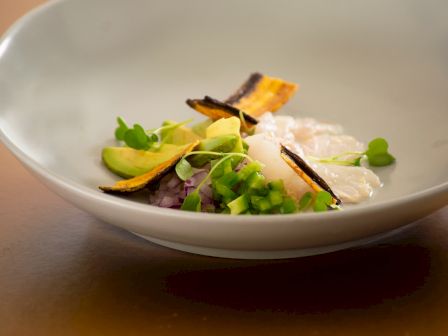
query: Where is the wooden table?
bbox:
[1,2,447,335]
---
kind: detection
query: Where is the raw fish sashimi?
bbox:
[247,113,381,203]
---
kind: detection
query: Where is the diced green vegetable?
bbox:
[313,202,328,212]
[217,172,240,188]
[255,186,269,197]
[215,183,237,200]
[250,195,263,205]
[170,144,329,215]
[250,196,272,212]
[268,190,283,206]
[313,191,333,212]
[280,197,297,214]
[227,194,249,215]
[268,179,285,192]
[246,172,266,190]
[298,192,313,211]
[237,161,264,180]
[211,158,233,179]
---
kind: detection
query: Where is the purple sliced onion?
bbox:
[149,168,214,210]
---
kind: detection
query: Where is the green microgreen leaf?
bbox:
[313,191,333,212]
[175,158,193,181]
[115,117,129,141]
[298,192,313,211]
[365,138,395,166]
[181,191,202,212]
[115,117,193,151]
[123,123,153,150]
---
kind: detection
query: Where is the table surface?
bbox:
[1,1,448,335]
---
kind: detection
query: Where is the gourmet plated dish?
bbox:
[99,73,395,215]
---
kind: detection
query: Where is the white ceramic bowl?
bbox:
[1,0,447,259]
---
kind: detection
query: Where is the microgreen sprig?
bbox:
[114,117,192,151]
[309,138,395,167]
[114,117,156,150]
[365,138,395,166]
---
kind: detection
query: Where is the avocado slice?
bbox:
[191,119,213,138]
[206,116,244,154]
[100,141,200,193]
[161,120,202,145]
[188,134,238,167]
[102,144,187,178]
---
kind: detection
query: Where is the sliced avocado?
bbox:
[102,144,187,178]
[100,141,199,193]
[206,117,244,154]
[191,119,213,138]
[161,120,202,145]
[206,116,240,138]
[188,135,238,167]
[205,117,245,168]
[199,134,238,152]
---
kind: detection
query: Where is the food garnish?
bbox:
[99,73,395,214]
[186,96,258,130]
[225,72,298,117]
[115,117,192,150]
[280,145,342,205]
[309,138,395,167]
[99,141,199,193]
